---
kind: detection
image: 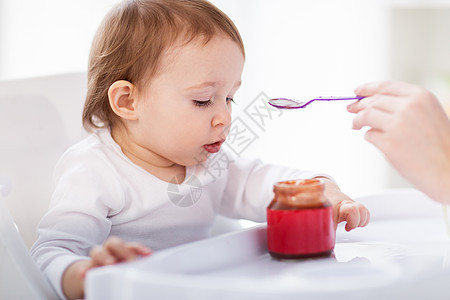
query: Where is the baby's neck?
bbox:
[123,148,186,183]
[111,126,186,183]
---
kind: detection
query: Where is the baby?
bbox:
[31,0,370,299]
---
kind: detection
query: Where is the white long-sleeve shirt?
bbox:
[31,128,328,299]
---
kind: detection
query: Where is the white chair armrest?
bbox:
[0,176,12,197]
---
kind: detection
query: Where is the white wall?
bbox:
[0,0,119,80]
[212,0,393,197]
[2,0,447,198]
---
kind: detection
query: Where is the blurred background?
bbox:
[1,0,449,198]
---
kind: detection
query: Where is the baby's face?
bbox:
[132,36,244,166]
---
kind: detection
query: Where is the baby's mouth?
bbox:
[203,140,225,154]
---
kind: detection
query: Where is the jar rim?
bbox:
[273,178,325,193]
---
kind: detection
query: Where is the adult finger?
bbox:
[352,107,392,131]
[363,128,390,154]
[355,80,416,97]
[348,94,404,114]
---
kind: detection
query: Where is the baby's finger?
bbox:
[90,245,117,266]
[360,206,371,227]
[126,242,152,258]
[339,203,361,232]
[104,236,135,262]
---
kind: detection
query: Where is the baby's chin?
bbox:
[185,154,210,166]
[172,153,209,167]
[177,145,225,166]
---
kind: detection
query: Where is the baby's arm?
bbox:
[319,177,370,231]
[62,237,152,300]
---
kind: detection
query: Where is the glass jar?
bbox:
[267,178,335,259]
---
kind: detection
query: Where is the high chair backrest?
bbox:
[0,72,87,248]
[0,180,59,299]
[0,72,244,248]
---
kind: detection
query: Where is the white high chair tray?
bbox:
[86,189,450,300]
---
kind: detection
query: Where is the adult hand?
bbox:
[347,80,450,203]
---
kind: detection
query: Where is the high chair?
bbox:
[0,72,243,249]
[0,72,87,249]
[0,73,87,299]
[0,179,59,299]
[0,72,245,299]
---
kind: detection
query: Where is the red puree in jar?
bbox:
[267,179,335,259]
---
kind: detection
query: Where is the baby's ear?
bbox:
[108,80,138,120]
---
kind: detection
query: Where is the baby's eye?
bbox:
[226,97,235,104]
[193,100,213,108]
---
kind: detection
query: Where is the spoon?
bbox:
[268,96,365,109]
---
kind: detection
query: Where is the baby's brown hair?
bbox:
[83,0,245,130]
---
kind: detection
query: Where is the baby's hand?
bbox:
[320,178,370,231]
[80,236,152,277]
[334,198,370,232]
[63,236,152,299]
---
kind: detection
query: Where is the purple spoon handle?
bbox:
[301,95,365,107]
[269,96,365,109]
[314,96,365,101]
